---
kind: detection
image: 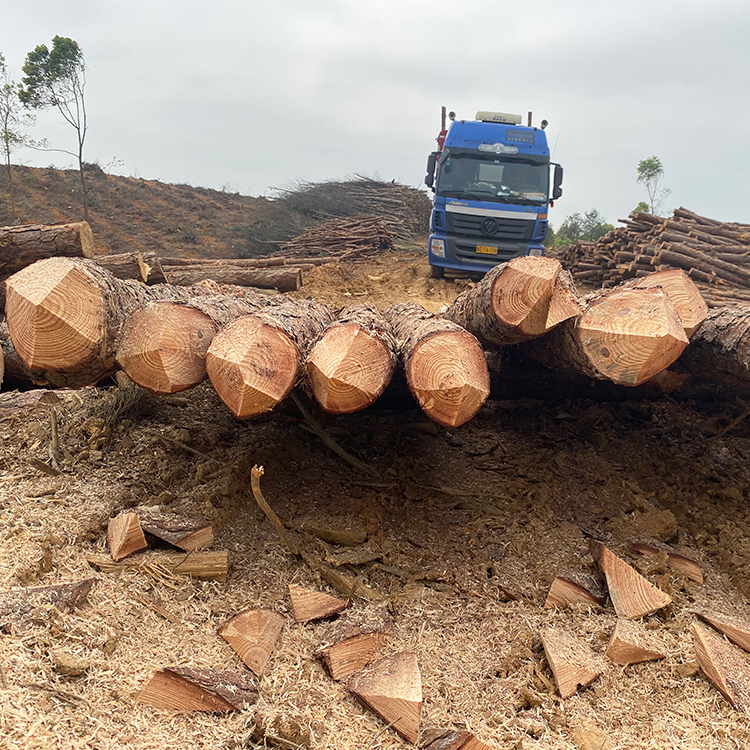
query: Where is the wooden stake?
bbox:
[628,536,703,583]
[589,540,672,619]
[692,622,750,711]
[605,619,667,665]
[347,651,422,744]
[218,608,285,676]
[697,610,750,654]
[134,506,214,552]
[540,628,604,699]
[136,666,258,712]
[107,512,147,561]
[289,584,347,623]
[544,569,607,609]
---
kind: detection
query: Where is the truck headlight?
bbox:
[528,247,544,257]
[430,239,446,258]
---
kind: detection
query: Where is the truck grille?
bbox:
[447,213,535,242]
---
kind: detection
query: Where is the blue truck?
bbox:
[424,109,563,277]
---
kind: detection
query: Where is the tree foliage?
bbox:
[553,209,613,248]
[636,156,670,216]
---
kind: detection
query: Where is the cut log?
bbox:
[133,506,214,551]
[94,250,167,284]
[524,286,689,386]
[136,666,259,712]
[443,256,581,346]
[86,550,228,581]
[107,512,148,561]
[628,536,703,583]
[288,584,347,623]
[305,304,397,413]
[696,610,750,653]
[692,622,750,711]
[164,264,303,292]
[218,608,285,676]
[206,298,334,418]
[347,651,422,744]
[0,221,95,276]
[540,628,604,699]
[605,619,667,665]
[315,608,393,681]
[588,540,672,619]
[0,579,94,632]
[384,302,489,428]
[544,569,608,609]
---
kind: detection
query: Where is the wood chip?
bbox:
[692,622,750,711]
[108,512,147,561]
[544,569,607,609]
[288,584,347,623]
[628,535,703,583]
[540,627,605,699]
[697,609,750,653]
[605,619,667,665]
[218,608,285,676]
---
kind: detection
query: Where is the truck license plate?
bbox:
[476,245,498,255]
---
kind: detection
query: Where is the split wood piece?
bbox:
[544,569,608,609]
[692,622,750,712]
[421,729,494,750]
[540,628,604,699]
[628,536,703,583]
[206,298,335,418]
[0,221,95,276]
[86,550,229,581]
[134,506,214,551]
[384,302,489,428]
[164,263,303,292]
[93,250,167,284]
[0,579,94,632]
[107,512,147,561]
[289,583,347,623]
[588,540,672,619]
[696,610,750,653]
[444,256,581,346]
[315,608,393,681]
[524,286,688,386]
[306,304,398,414]
[605,619,667,665]
[347,651,422,744]
[137,666,258,712]
[218,608,285,676]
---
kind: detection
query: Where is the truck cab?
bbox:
[425,110,563,277]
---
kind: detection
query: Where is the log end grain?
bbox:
[634,269,709,338]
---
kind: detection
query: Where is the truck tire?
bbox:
[429,264,444,279]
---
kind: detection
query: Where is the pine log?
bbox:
[134,506,214,551]
[0,222,95,276]
[137,666,259,712]
[605,619,667,665]
[107,512,148,561]
[94,251,167,284]
[161,255,331,269]
[86,550,228,581]
[206,298,335,418]
[540,628,604,699]
[588,540,671,619]
[347,652,422,744]
[544,569,608,609]
[0,320,41,387]
[305,304,397,414]
[523,286,688,386]
[444,256,581,346]
[218,608,285,676]
[628,536,703,583]
[384,302,489,428]
[696,610,750,653]
[692,622,750,711]
[288,584,347,623]
[164,264,303,292]
[0,579,94,632]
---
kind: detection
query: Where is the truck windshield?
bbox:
[436,153,549,205]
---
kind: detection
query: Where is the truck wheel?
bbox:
[429,265,444,279]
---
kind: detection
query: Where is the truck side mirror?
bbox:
[552,164,563,200]
[425,152,438,188]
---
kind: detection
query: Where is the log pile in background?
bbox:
[555,207,750,307]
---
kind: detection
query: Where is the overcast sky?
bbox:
[2,0,750,229]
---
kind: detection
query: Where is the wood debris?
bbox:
[218,608,285,676]
[628,535,703,583]
[0,579,94,632]
[420,729,495,749]
[107,512,147,561]
[134,506,214,551]
[544,569,607,609]
[540,627,605,699]
[87,550,229,581]
[696,610,750,653]
[605,619,667,665]
[288,583,347,623]
[692,622,750,711]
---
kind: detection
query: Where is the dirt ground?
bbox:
[3,252,750,750]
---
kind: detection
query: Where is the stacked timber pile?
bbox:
[555,207,750,307]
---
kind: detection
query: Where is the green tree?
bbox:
[553,209,613,248]
[631,200,651,216]
[636,156,670,216]
[20,36,90,220]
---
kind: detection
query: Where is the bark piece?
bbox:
[544,570,607,609]
[605,619,667,665]
[540,628,604,699]
[0,320,42,388]
[306,304,398,414]
[347,652,422,744]
[692,622,750,711]
[164,264,303,292]
[628,536,703,583]
[697,610,750,653]
[589,540,672,619]
[384,302,489,428]
[0,579,94,632]
[0,389,60,421]
[137,666,258,712]
[289,584,347,623]
[134,506,214,551]
[86,550,228,581]
[444,256,581,345]
[107,512,147,561]
[218,608,285,676]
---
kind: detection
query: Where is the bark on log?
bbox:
[0,222,95,276]
[523,286,689,386]
[444,256,581,346]
[164,264,303,292]
[305,304,397,414]
[0,320,44,387]
[93,251,167,284]
[384,302,489,428]
[206,298,334,418]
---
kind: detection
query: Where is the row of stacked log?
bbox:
[555,207,750,307]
